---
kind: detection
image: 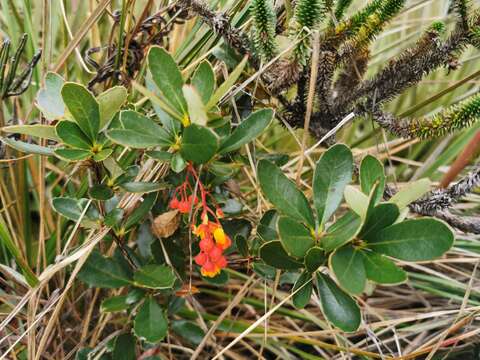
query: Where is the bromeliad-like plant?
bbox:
[256,144,454,332]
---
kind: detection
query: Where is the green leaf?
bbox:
[344,185,369,218]
[360,155,385,205]
[292,271,313,309]
[61,82,100,141]
[180,124,219,164]
[362,251,407,284]
[259,241,303,270]
[191,60,215,104]
[119,181,167,193]
[321,211,362,252]
[171,320,205,346]
[1,137,54,156]
[257,160,314,228]
[101,295,129,313]
[55,148,92,161]
[148,46,187,116]
[389,178,432,209]
[52,197,90,221]
[89,184,114,200]
[92,148,113,162]
[304,246,326,272]
[133,264,176,289]
[171,152,187,173]
[106,110,171,149]
[2,124,59,141]
[313,144,353,226]
[277,216,315,258]
[98,86,128,130]
[146,150,173,162]
[257,209,279,241]
[36,72,65,120]
[366,218,454,261]
[78,250,132,288]
[105,208,124,227]
[123,193,157,230]
[206,56,247,110]
[330,245,366,295]
[219,109,274,154]
[134,297,168,343]
[235,234,249,257]
[315,273,361,332]
[359,203,399,239]
[56,121,92,149]
[183,85,208,126]
[112,333,136,360]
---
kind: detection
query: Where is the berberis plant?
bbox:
[257,144,454,331]
[1,0,480,358]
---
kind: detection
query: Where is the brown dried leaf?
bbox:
[152,209,180,238]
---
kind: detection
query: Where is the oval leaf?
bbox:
[330,245,366,295]
[389,178,432,209]
[277,216,315,258]
[366,218,454,261]
[119,181,167,193]
[78,250,132,288]
[107,110,171,149]
[362,251,407,284]
[258,160,314,228]
[313,144,353,226]
[321,211,362,252]
[98,86,128,129]
[292,271,313,309]
[219,109,274,154]
[191,60,215,104]
[56,121,92,149]
[315,273,361,332]
[1,137,54,156]
[133,264,176,289]
[360,155,385,205]
[61,82,100,141]
[2,124,59,141]
[55,148,92,161]
[180,124,219,164]
[305,246,327,273]
[359,203,399,239]
[134,297,168,343]
[36,72,65,120]
[148,46,187,116]
[259,241,303,270]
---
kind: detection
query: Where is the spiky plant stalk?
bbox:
[339,0,406,59]
[451,0,470,29]
[250,0,278,61]
[334,0,354,22]
[291,0,325,65]
[374,92,480,139]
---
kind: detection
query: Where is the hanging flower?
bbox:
[169,164,232,277]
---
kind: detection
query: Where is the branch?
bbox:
[384,163,480,233]
[176,0,255,62]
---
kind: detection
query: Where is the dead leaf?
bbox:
[152,209,180,238]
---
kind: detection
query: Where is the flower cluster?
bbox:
[169,164,232,277]
[193,214,231,277]
[169,181,198,213]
